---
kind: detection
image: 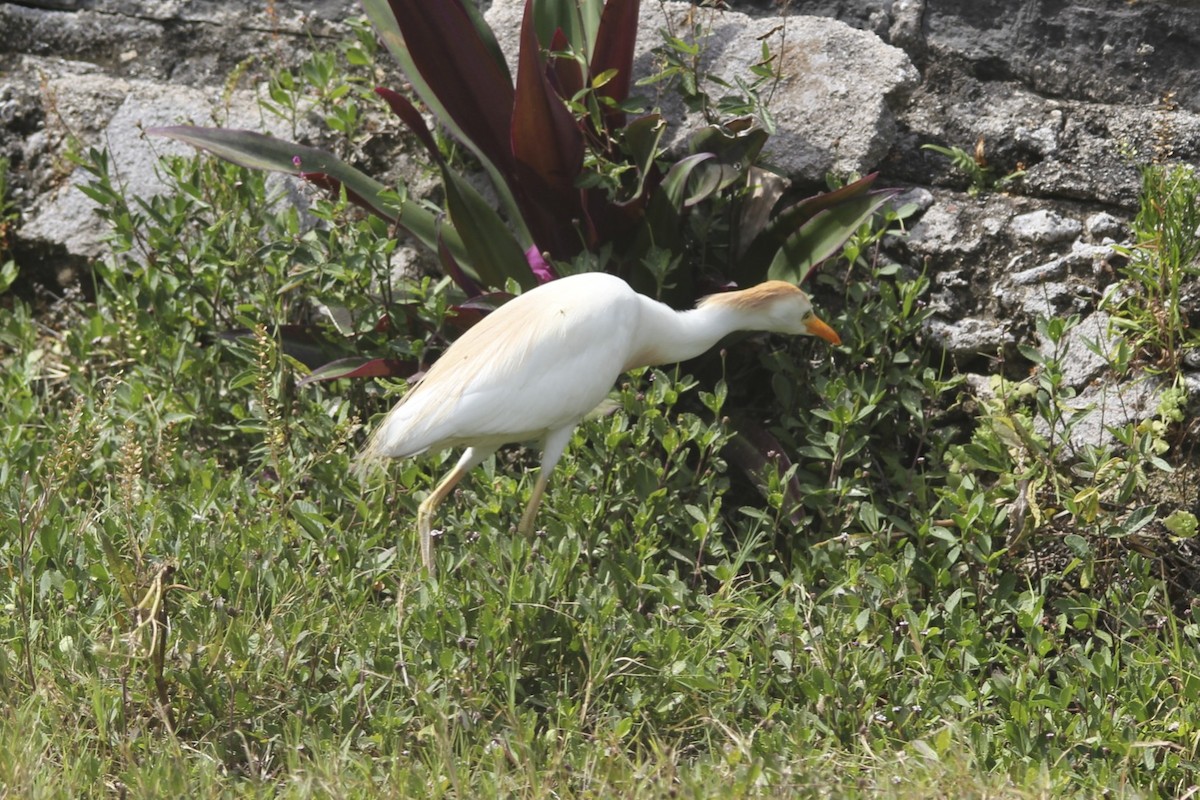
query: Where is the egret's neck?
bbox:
[625,298,748,369]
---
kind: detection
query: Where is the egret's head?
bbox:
[700,281,842,345]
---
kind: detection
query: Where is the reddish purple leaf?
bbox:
[736,173,886,285]
[436,229,484,298]
[436,244,482,299]
[581,184,642,249]
[775,173,881,230]
[511,0,585,258]
[590,0,641,131]
[447,291,515,331]
[386,0,516,175]
[298,356,418,386]
[548,27,585,102]
[375,86,440,161]
[445,307,487,331]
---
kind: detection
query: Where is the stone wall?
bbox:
[3,0,1199,445]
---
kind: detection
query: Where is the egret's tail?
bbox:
[353,420,390,483]
[354,389,426,482]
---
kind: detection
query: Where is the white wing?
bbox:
[362,274,643,460]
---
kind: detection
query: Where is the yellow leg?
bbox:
[517,471,550,537]
[518,426,574,538]
[416,447,496,573]
[416,468,465,572]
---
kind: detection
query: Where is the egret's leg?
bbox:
[417,446,496,572]
[517,473,550,538]
[518,427,575,537]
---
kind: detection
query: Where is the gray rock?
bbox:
[891,71,1200,207]
[1085,211,1126,242]
[992,234,1125,326]
[1064,239,1119,269]
[1040,311,1119,388]
[891,186,935,214]
[1010,280,1073,319]
[0,1,354,87]
[1036,375,1165,457]
[1010,240,1122,287]
[1009,209,1083,245]
[905,191,1070,328]
[888,0,926,57]
[17,56,311,260]
[924,316,1013,356]
[1183,372,1200,412]
[1011,258,1068,287]
[1012,116,1061,158]
[907,198,995,258]
[484,0,919,182]
[909,2,1200,112]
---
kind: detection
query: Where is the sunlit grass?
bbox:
[1,89,1198,800]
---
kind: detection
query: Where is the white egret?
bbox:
[359,271,840,571]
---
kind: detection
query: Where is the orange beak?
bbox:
[805,315,842,346]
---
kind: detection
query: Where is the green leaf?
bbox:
[442,166,536,291]
[721,420,805,525]
[686,123,768,198]
[149,125,486,272]
[1164,510,1198,539]
[628,153,714,281]
[911,739,940,763]
[1110,505,1158,537]
[150,126,390,211]
[1064,533,1091,558]
[660,153,717,209]
[737,173,881,284]
[621,114,666,201]
[297,356,417,387]
[0,260,17,294]
[147,125,459,258]
[532,0,592,57]
[766,191,895,284]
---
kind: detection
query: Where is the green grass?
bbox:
[2,87,1200,800]
[1104,163,1200,375]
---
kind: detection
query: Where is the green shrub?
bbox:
[1,8,1199,798]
